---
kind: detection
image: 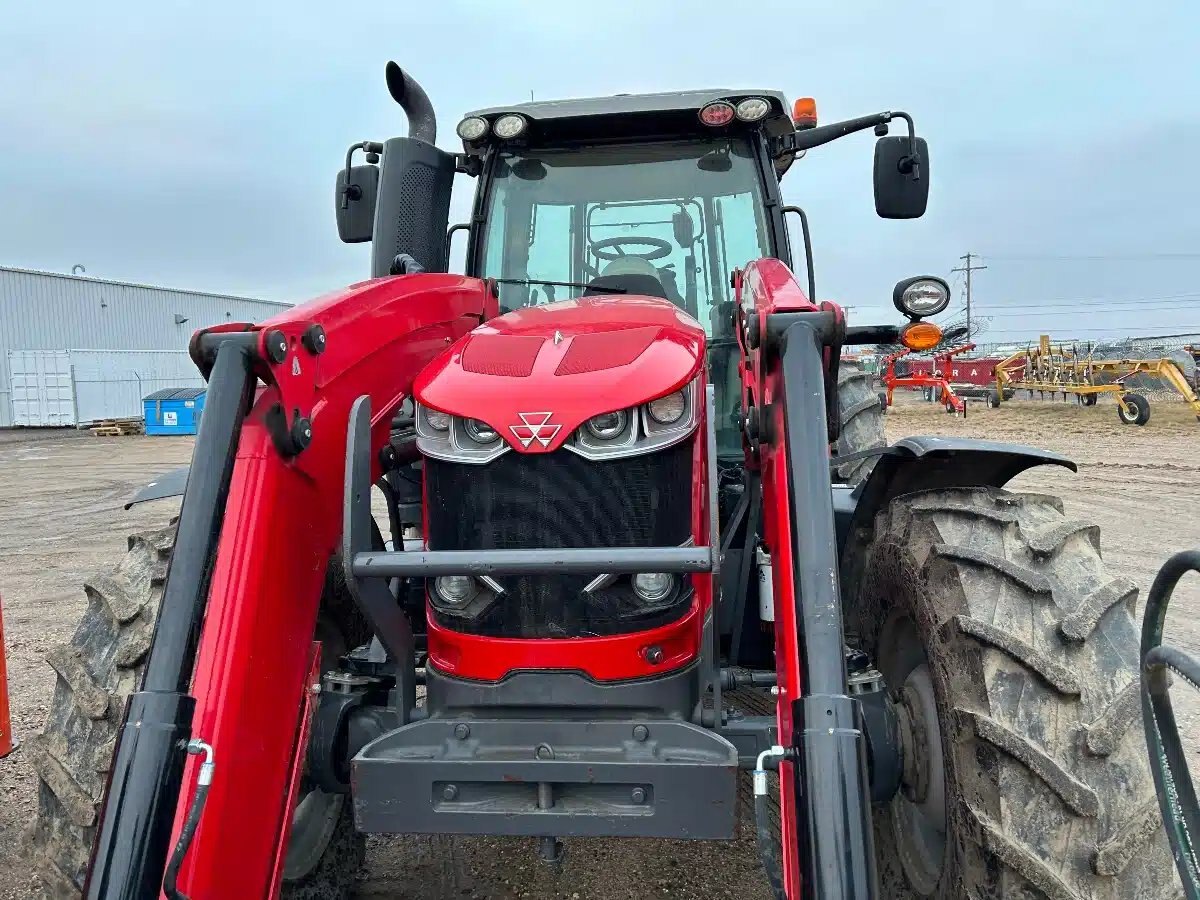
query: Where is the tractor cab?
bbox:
[460,92,791,458]
[456,90,795,322]
[337,72,932,458]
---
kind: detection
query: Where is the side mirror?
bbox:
[335,164,379,243]
[672,209,696,246]
[873,136,930,219]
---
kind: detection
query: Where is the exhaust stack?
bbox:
[385,62,437,145]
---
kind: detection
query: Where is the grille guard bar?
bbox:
[341,393,719,719]
[352,546,713,577]
[343,394,715,586]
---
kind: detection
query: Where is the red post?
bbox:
[0,593,14,758]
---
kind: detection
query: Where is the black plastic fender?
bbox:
[836,436,1075,595]
[123,466,191,510]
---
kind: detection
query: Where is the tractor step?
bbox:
[351,717,738,839]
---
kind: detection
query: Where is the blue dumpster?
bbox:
[143,387,206,436]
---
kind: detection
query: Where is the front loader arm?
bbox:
[86,274,496,899]
[738,258,877,899]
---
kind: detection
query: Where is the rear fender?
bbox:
[838,436,1076,598]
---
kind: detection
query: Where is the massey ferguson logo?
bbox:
[509,412,562,449]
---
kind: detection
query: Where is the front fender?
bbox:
[123,465,190,509]
[837,436,1075,592]
[853,435,1073,524]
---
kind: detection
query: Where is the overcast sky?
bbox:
[4,0,1199,343]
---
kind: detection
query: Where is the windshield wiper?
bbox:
[494,278,626,294]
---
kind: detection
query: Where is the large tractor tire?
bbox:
[850,487,1176,899]
[834,362,887,487]
[24,525,369,899]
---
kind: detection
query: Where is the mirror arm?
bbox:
[772,112,893,157]
[771,110,922,179]
[887,112,922,181]
[341,141,384,209]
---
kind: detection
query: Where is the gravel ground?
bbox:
[0,393,1196,898]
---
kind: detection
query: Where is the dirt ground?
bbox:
[0,393,1196,899]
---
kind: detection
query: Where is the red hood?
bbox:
[413,295,705,454]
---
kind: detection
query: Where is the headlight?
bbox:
[585,409,629,440]
[433,575,476,607]
[893,276,951,318]
[632,573,674,603]
[735,97,770,122]
[463,418,499,444]
[456,116,489,141]
[568,379,700,461]
[646,390,687,425]
[415,402,510,464]
[493,114,528,139]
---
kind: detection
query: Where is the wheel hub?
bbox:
[896,666,946,835]
[879,612,950,895]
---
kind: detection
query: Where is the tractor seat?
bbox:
[584,257,670,301]
[583,273,669,301]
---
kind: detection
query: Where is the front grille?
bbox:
[425,441,694,637]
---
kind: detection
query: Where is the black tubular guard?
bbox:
[1141,551,1200,899]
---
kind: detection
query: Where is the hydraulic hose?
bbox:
[753,746,789,900]
[163,739,215,900]
[1141,551,1200,898]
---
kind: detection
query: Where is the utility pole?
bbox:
[951,252,987,336]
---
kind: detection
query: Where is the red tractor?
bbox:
[23,63,1176,899]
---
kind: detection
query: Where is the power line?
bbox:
[982,325,1200,334]
[986,253,1200,262]
[975,290,1200,311]
[950,252,987,337]
[985,304,1200,318]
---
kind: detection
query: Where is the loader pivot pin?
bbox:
[264,330,288,364]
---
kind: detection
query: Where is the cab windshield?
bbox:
[477,138,773,342]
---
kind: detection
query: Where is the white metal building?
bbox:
[0,266,291,426]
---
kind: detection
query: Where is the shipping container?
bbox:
[0,266,288,426]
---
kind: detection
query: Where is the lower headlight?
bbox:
[585,409,629,440]
[647,390,687,425]
[434,575,475,607]
[632,572,674,603]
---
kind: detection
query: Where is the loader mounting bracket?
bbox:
[189,321,328,460]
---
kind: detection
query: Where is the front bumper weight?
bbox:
[352,717,738,840]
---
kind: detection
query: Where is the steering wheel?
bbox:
[589,236,674,263]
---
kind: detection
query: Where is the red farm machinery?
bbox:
[881,343,974,415]
[12,62,1190,900]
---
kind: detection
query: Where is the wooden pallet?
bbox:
[89,418,145,436]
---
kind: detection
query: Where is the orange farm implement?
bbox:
[881,343,974,414]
